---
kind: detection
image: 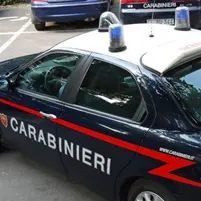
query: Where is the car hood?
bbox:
[0,53,41,78]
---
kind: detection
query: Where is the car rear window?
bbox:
[165,59,201,124]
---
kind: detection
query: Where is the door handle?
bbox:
[40,111,57,119]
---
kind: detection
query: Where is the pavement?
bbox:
[0,4,120,62]
[0,4,118,201]
[0,150,105,201]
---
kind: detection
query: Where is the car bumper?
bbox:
[31,0,108,23]
[120,7,201,29]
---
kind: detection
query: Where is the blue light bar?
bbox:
[175,6,191,31]
[109,24,127,52]
[110,25,122,40]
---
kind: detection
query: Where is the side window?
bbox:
[75,59,144,121]
[15,52,82,98]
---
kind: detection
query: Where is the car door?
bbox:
[55,54,155,200]
[0,50,88,170]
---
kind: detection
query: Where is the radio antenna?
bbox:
[149,0,156,37]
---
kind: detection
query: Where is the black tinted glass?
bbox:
[75,59,144,120]
[16,53,81,98]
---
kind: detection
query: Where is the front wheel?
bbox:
[128,179,176,201]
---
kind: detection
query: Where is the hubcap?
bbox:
[135,191,164,201]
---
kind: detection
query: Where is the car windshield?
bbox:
[165,59,201,124]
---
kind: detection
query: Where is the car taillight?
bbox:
[121,0,147,4]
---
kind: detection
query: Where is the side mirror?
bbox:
[0,79,10,92]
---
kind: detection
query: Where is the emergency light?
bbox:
[98,11,121,32]
[175,6,191,31]
[109,24,127,52]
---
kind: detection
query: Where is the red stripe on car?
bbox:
[0,98,200,188]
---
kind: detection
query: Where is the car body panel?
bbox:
[0,90,65,171]
[31,0,109,23]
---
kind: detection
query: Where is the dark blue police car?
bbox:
[120,0,201,29]
[0,10,201,201]
[31,0,110,30]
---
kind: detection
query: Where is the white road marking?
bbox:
[0,19,31,55]
[10,16,29,22]
[0,31,38,35]
[0,16,18,21]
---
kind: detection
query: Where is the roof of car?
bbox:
[53,23,201,74]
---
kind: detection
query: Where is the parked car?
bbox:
[120,0,201,29]
[0,10,201,201]
[31,0,111,30]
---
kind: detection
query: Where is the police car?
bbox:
[120,0,201,29]
[0,7,201,201]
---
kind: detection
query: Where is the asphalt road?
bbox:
[0,150,105,201]
[0,4,115,201]
[0,4,120,62]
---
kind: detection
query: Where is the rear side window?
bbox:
[75,59,145,121]
[165,59,201,123]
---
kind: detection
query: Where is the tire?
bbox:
[128,179,176,201]
[34,22,45,31]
